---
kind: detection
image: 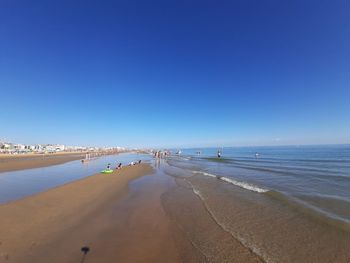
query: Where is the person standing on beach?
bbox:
[217,150,221,158]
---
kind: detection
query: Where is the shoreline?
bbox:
[0,152,85,173]
[0,151,126,173]
[5,156,340,262]
[161,157,350,263]
[0,164,154,262]
[0,159,262,262]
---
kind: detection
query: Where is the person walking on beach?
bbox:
[217,150,221,158]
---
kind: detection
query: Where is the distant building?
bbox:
[55,145,65,151]
[25,145,36,151]
[2,143,12,149]
[0,141,124,155]
[14,144,26,150]
[34,145,43,151]
[43,145,56,153]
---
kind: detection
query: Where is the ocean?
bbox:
[161,145,350,262]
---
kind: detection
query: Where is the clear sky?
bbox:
[1,0,349,148]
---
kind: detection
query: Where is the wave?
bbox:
[193,169,350,231]
[186,180,272,263]
[216,162,350,182]
[199,155,350,164]
[193,171,269,193]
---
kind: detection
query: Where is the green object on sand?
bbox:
[101,169,114,174]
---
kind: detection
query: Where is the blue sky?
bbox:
[1,0,349,148]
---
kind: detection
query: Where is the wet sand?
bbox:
[84,164,206,262]
[167,174,350,263]
[0,164,155,262]
[0,153,86,173]
[162,161,350,263]
[162,180,263,263]
[0,163,210,263]
[0,160,271,263]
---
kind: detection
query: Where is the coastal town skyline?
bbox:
[1,138,349,153]
[0,140,126,154]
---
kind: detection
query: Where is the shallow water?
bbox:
[170,145,350,224]
[0,153,152,204]
[163,145,350,262]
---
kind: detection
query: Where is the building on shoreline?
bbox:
[0,140,126,155]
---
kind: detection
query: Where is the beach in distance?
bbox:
[0,150,127,173]
[0,152,86,173]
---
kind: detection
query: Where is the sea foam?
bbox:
[186,179,272,263]
[193,171,269,193]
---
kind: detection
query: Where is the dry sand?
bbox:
[0,153,86,173]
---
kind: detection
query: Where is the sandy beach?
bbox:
[0,163,209,263]
[1,154,349,263]
[0,159,265,263]
[4,154,347,263]
[0,164,155,262]
[0,152,88,173]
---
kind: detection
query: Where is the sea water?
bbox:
[163,145,350,262]
[0,153,152,204]
[169,145,350,223]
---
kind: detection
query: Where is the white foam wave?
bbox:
[186,178,272,263]
[193,171,269,193]
[193,171,216,178]
[193,188,202,197]
[185,180,206,200]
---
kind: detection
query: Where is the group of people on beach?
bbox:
[106,160,142,170]
[154,150,170,158]
[154,149,224,159]
[129,160,142,166]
